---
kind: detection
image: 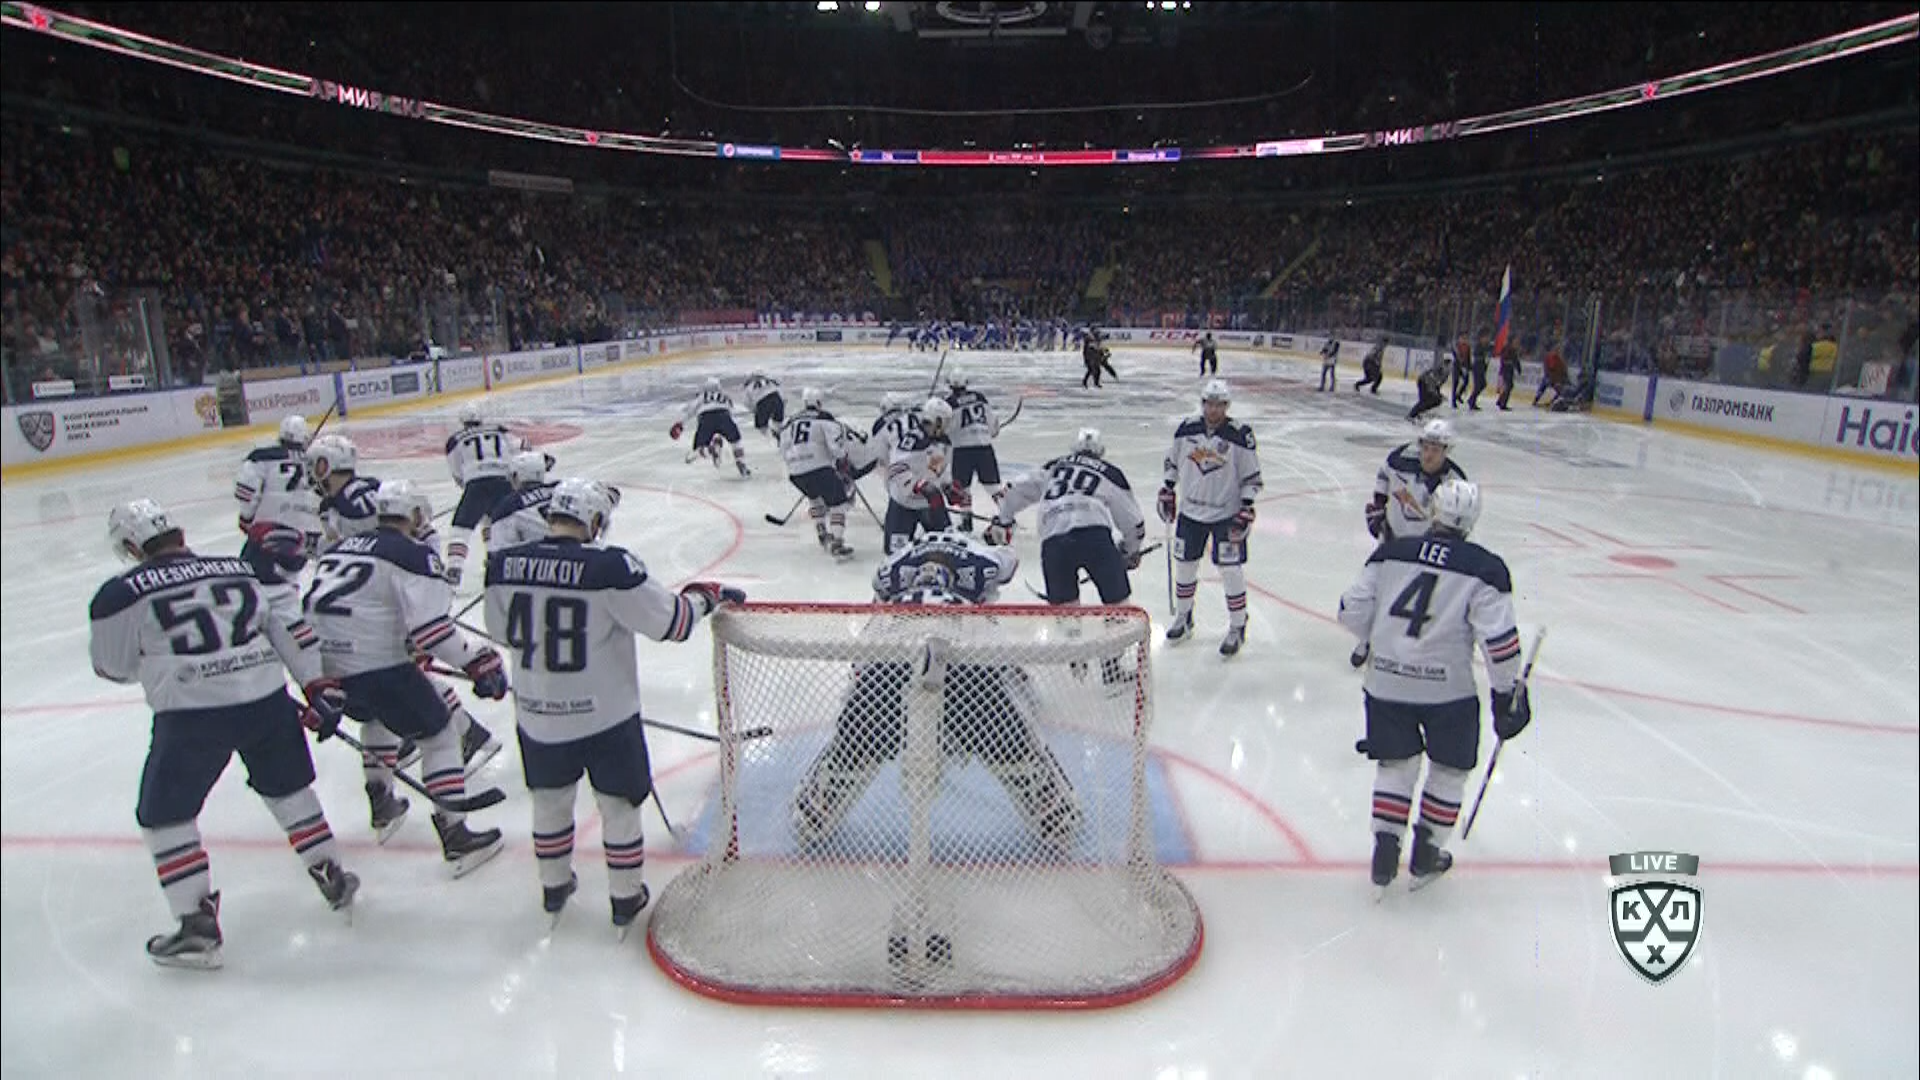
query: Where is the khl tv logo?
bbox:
[1608,851,1702,985]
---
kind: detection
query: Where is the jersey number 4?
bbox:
[505,593,588,673]
[1388,572,1439,637]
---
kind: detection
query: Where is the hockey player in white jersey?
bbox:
[1336,479,1529,892]
[310,435,380,543]
[988,427,1145,606]
[1353,418,1469,667]
[943,370,1004,533]
[671,377,751,477]
[234,416,324,588]
[743,370,786,439]
[1160,379,1264,655]
[482,450,560,553]
[779,387,859,560]
[484,478,744,931]
[882,398,963,555]
[90,500,358,969]
[870,392,918,466]
[444,403,531,586]
[304,480,509,877]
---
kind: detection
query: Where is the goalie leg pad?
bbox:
[987,749,1082,849]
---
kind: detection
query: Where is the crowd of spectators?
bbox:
[884,209,1101,322]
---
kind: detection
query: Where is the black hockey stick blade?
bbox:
[643,716,774,744]
[999,397,1025,428]
[765,494,806,526]
[328,727,508,813]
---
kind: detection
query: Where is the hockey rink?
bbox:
[3,345,1915,1079]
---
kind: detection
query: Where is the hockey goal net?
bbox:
[647,601,1203,1009]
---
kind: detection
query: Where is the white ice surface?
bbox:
[3,346,1915,1079]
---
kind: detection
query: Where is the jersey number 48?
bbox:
[505,593,589,673]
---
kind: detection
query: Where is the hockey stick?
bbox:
[853,482,885,529]
[455,593,485,620]
[327,726,507,813]
[997,397,1025,429]
[642,716,775,744]
[927,349,949,397]
[764,494,806,527]
[1461,626,1548,841]
[309,395,341,442]
[1162,517,1175,616]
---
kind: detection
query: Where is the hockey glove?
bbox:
[916,482,947,513]
[1365,500,1387,539]
[669,422,684,441]
[465,649,509,701]
[947,485,972,512]
[982,520,1014,546]
[443,563,463,588]
[1125,548,1143,571]
[1492,685,1532,740]
[1157,485,1177,524]
[681,581,747,614]
[1229,502,1256,542]
[543,452,557,472]
[300,678,347,742]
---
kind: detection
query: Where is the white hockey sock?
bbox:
[1219,565,1248,629]
[359,721,401,787]
[1371,757,1421,840]
[445,526,475,572]
[809,500,827,530]
[418,725,466,826]
[731,442,746,463]
[530,785,576,890]
[263,788,338,869]
[595,791,647,901]
[1173,560,1200,620]
[145,820,212,919]
[828,507,847,541]
[1418,764,1470,849]
[438,685,473,739]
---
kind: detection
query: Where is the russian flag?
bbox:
[1491,265,1513,355]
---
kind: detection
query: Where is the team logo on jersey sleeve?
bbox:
[1607,851,1703,986]
[18,410,55,452]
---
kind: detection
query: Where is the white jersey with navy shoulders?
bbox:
[446,422,527,486]
[885,427,953,510]
[743,376,782,407]
[235,445,322,542]
[947,389,998,449]
[872,407,920,464]
[320,475,381,543]
[89,552,322,713]
[683,389,736,424]
[1374,445,1469,540]
[305,528,486,677]
[1337,534,1522,706]
[484,483,556,551]
[779,407,850,476]
[1164,416,1263,524]
[873,534,1018,604]
[483,538,715,742]
[997,453,1146,555]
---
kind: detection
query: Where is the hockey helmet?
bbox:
[307,435,359,485]
[1071,427,1106,458]
[279,415,312,449]
[372,479,432,532]
[801,387,825,411]
[919,397,955,431]
[1430,478,1482,537]
[704,377,722,393]
[882,391,908,411]
[946,368,968,391]
[458,402,483,427]
[1200,379,1232,405]
[547,477,615,541]
[108,499,178,562]
[1419,418,1456,449]
[508,450,550,488]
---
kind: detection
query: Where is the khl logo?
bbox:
[1608,850,1702,985]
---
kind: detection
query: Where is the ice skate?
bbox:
[544,873,578,928]
[461,719,503,776]
[147,892,222,970]
[1219,626,1245,657]
[611,885,651,941]
[1408,823,1454,891]
[1164,610,1194,644]
[366,781,410,845]
[307,858,359,914]
[433,813,504,879]
[1370,832,1401,901]
[829,539,856,562]
[1350,642,1371,668]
